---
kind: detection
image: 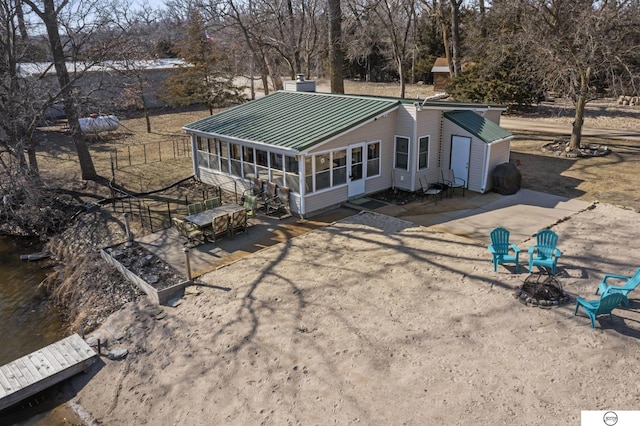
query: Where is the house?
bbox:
[431,57,451,91]
[182,80,513,218]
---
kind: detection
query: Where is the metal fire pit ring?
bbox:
[514,272,571,308]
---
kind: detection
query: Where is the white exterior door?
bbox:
[348,143,366,197]
[451,136,471,185]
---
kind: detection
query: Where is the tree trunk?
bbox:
[398,58,406,98]
[16,0,29,40]
[569,98,585,150]
[138,81,152,133]
[26,143,39,175]
[285,0,302,75]
[328,0,344,93]
[261,73,270,96]
[569,68,591,150]
[144,106,152,133]
[478,0,486,39]
[4,17,39,175]
[450,0,463,77]
[38,0,98,180]
[437,0,452,75]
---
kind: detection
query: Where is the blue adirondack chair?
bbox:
[488,227,520,273]
[574,293,627,328]
[595,267,640,308]
[528,229,562,274]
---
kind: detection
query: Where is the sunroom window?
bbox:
[207,138,219,171]
[284,155,299,193]
[194,138,300,193]
[219,141,229,174]
[229,143,242,176]
[243,146,255,178]
[315,153,331,191]
[270,152,284,186]
[256,149,269,180]
[305,157,313,193]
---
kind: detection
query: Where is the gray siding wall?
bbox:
[440,120,454,170]
[392,105,417,191]
[307,110,396,154]
[199,169,250,196]
[303,186,348,215]
[304,110,397,213]
[484,139,512,193]
[415,109,443,189]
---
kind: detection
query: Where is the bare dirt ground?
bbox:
[70,205,640,425]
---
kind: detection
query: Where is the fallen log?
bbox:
[20,251,51,261]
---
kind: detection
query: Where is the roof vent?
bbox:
[284,74,316,92]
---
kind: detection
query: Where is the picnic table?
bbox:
[184,204,245,228]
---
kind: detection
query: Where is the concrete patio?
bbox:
[135,207,355,279]
[135,188,592,280]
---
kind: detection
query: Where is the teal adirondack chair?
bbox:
[595,267,640,308]
[528,229,562,274]
[574,293,627,328]
[488,227,520,273]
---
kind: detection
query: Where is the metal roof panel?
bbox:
[183,91,399,152]
[444,110,512,143]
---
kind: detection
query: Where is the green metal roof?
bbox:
[183,91,399,152]
[444,110,512,143]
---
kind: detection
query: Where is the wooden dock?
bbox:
[0,333,97,411]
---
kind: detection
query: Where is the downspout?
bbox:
[412,105,418,191]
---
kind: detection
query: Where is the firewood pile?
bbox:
[617,95,639,106]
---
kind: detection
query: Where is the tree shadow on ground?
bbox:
[508,151,586,199]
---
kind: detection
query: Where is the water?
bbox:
[0,235,84,424]
[0,236,64,364]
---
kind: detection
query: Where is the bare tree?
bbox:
[371,0,417,97]
[161,7,246,114]
[23,0,98,180]
[214,0,275,95]
[262,0,304,79]
[0,0,46,177]
[519,0,640,150]
[449,0,462,77]
[107,2,168,133]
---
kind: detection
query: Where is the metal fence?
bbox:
[110,137,191,169]
[108,182,223,234]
